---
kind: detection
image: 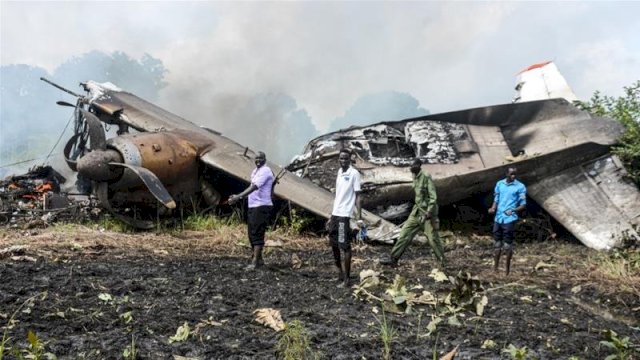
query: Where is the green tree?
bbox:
[576,81,640,186]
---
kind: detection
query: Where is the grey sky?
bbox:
[2,1,639,131]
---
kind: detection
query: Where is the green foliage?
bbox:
[276,208,313,235]
[122,334,137,360]
[575,81,640,185]
[502,344,529,360]
[1,292,51,360]
[276,320,321,360]
[600,329,632,360]
[182,213,220,231]
[375,307,397,360]
[98,217,135,233]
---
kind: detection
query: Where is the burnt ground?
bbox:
[0,224,638,360]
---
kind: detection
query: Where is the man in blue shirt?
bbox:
[488,167,526,275]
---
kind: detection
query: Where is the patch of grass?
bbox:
[122,334,137,360]
[182,213,220,231]
[1,292,50,360]
[50,222,83,234]
[588,249,640,292]
[376,307,397,360]
[97,217,135,233]
[181,211,244,232]
[276,320,322,360]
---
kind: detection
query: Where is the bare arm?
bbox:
[228,184,258,204]
[355,191,362,220]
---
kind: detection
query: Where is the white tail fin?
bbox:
[513,61,578,103]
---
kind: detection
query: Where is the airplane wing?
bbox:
[527,155,640,250]
[85,81,399,242]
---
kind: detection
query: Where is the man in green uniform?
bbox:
[381,158,444,266]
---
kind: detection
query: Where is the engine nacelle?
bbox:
[107,132,200,202]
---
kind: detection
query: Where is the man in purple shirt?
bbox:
[229,151,274,270]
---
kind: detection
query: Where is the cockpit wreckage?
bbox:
[41,78,399,242]
[287,99,640,250]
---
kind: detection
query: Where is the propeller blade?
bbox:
[63,133,81,171]
[56,101,76,107]
[80,109,106,151]
[94,181,155,229]
[108,163,176,209]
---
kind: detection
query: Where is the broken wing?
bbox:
[527,155,640,250]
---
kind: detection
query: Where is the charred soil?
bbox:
[0,225,638,360]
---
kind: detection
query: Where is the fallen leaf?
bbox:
[427,317,442,334]
[476,295,489,316]
[440,345,459,360]
[447,315,462,327]
[253,308,285,332]
[169,322,190,343]
[535,261,557,271]
[571,285,582,294]
[481,339,497,349]
[359,269,380,288]
[520,296,533,303]
[291,254,302,269]
[410,291,437,305]
[429,268,448,282]
[98,293,112,303]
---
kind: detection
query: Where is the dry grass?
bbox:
[0,220,329,262]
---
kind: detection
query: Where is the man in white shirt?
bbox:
[327,149,362,287]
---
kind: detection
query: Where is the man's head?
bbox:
[338,149,352,171]
[506,167,517,183]
[410,158,422,175]
[254,151,266,168]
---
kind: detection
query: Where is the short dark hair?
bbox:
[412,158,422,167]
[339,148,352,156]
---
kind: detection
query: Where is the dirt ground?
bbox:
[0,224,638,360]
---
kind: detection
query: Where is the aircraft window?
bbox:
[369,139,415,159]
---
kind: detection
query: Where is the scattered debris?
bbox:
[1,165,99,228]
[0,244,29,258]
[253,308,285,332]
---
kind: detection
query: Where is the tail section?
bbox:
[513,61,578,103]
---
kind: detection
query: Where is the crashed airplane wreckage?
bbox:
[41,78,398,242]
[287,99,640,250]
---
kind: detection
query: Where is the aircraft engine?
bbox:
[106,132,200,192]
[70,109,186,227]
